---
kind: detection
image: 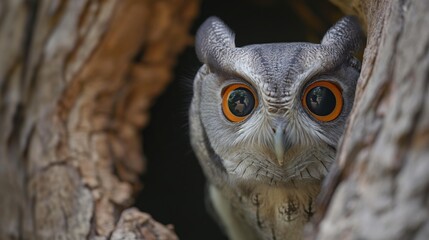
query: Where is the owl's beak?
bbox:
[273,124,290,167]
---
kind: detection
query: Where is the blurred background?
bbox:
[136,0,342,239]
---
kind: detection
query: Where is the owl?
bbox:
[189,16,363,240]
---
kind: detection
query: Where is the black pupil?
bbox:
[305,86,336,116]
[228,88,255,117]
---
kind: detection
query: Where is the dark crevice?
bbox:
[22,0,39,83]
[136,1,343,239]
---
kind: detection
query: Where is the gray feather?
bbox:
[196,16,239,73]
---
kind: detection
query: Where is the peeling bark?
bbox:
[111,208,179,240]
[0,0,198,239]
[308,0,429,239]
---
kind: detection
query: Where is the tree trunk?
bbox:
[309,0,429,239]
[0,0,197,239]
[1,0,427,239]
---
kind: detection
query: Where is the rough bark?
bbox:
[308,0,429,239]
[0,0,198,239]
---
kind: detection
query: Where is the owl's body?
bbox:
[190,17,363,240]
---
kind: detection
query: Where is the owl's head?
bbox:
[190,17,363,188]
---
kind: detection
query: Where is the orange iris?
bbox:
[302,81,343,122]
[222,84,258,122]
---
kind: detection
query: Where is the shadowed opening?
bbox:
[136,1,342,239]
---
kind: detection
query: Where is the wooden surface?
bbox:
[309,0,429,239]
[0,0,198,239]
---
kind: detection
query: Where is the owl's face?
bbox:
[190,17,362,188]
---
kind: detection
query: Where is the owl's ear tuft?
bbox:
[321,16,365,55]
[195,16,236,66]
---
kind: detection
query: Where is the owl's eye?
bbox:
[302,81,343,122]
[222,84,257,122]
